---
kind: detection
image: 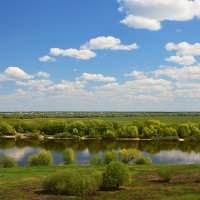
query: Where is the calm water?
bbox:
[0,138,200,166]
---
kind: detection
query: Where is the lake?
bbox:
[0,138,200,166]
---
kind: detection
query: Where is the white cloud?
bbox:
[48,80,86,91]
[176,82,200,90]
[124,70,147,79]
[16,79,53,91]
[49,48,96,60]
[121,78,173,92]
[165,42,200,56]
[94,82,119,90]
[37,71,50,78]
[153,65,200,81]
[82,36,138,50]
[165,55,196,65]
[165,42,200,65]
[0,67,34,81]
[121,15,161,31]
[79,73,116,82]
[39,55,56,62]
[118,0,200,30]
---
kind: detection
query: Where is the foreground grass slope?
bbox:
[0,164,200,200]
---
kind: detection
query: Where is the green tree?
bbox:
[0,121,15,135]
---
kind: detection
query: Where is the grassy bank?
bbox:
[0,164,200,200]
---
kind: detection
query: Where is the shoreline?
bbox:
[0,134,184,141]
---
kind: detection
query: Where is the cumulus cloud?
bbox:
[118,0,200,30]
[153,65,200,81]
[16,79,53,91]
[121,15,161,31]
[0,67,34,81]
[48,80,86,91]
[165,42,200,56]
[81,36,138,50]
[79,73,116,82]
[165,42,200,65]
[121,78,173,92]
[49,48,96,60]
[37,71,50,78]
[39,55,56,62]
[94,82,119,90]
[165,55,196,65]
[41,36,138,61]
[124,70,147,79]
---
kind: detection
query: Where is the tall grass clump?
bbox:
[135,156,153,165]
[28,150,53,166]
[63,148,75,165]
[0,155,16,168]
[90,154,102,165]
[102,161,130,190]
[43,169,102,196]
[157,167,174,182]
[119,149,141,164]
[103,150,117,164]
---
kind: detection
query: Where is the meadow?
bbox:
[0,164,200,200]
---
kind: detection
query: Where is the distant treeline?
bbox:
[1,112,200,119]
[0,117,200,140]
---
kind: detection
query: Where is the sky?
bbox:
[0,0,200,112]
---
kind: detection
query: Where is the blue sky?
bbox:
[1,0,200,111]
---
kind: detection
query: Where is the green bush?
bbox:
[119,149,141,164]
[141,126,157,139]
[118,125,138,138]
[135,156,152,165]
[0,155,16,168]
[43,169,102,196]
[102,161,130,189]
[190,125,200,139]
[90,154,102,165]
[0,121,16,135]
[178,124,191,138]
[102,130,116,139]
[28,150,53,166]
[63,148,75,165]
[29,130,41,139]
[157,167,174,182]
[103,150,117,164]
[54,132,72,138]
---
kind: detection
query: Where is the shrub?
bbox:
[141,126,157,139]
[102,161,130,189]
[91,154,102,165]
[63,148,75,165]
[54,132,72,139]
[178,124,191,138]
[118,125,138,138]
[135,156,152,165]
[190,125,200,139]
[102,130,116,139]
[157,127,178,137]
[157,167,174,182]
[29,130,40,139]
[43,169,102,196]
[0,121,16,135]
[0,155,16,168]
[28,150,53,166]
[103,150,117,164]
[119,149,141,164]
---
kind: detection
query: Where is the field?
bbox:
[61,116,200,124]
[1,164,200,200]
[21,115,200,125]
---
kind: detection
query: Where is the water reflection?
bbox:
[0,138,200,165]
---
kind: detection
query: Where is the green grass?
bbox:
[1,164,200,200]
[21,115,200,124]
